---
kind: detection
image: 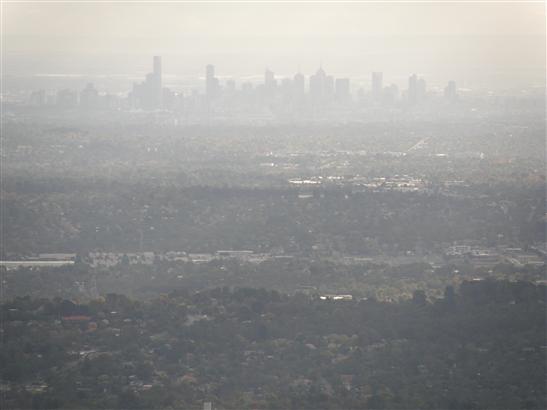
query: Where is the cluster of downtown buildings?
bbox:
[29,56,459,115]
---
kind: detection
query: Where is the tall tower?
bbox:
[309,66,327,100]
[417,78,426,101]
[206,64,218,100]
[335,78,350,101]
[264,69,276,102]
[293,72,305,98]
[444,80,457,101]
[372,72,383,102]
[152,56,162,108]
[153,56,162,84]
[206,64,215,80]
[264,69,276,88]
[408,74,418,104]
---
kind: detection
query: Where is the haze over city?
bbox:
[1,2,546,410]
[3,2,545,90]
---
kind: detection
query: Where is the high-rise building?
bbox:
[152,56,162,108]
[206,64,219,100]
[153,56,161,80]
[335,78,350,101]
[293,72,305,98]
[80,83,99,109]
[309,66,326,99]
[324,75,334,98]
[129,56,164,110]
[56,89,78,108]
[278,78,293,102]
[241,82,253,94]
[206,64,214,79]
[309,66,336,105]
[29,90,46,106]
[383,84,399,104]
[372,72,383,101]
[417,78,426,101]
[225,79,236,95]
[408,74,418,104]
[408,74,426,104]
[264,69,277,102]
[162,87,176,110]
[264,69,276,89]
[444,80,457,101]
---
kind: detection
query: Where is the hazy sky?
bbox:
[3,2,545,90]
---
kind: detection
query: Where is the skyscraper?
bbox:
[153,56,162,80]
[335,78,350,101]
[309,65,336,105]
[417,78,426,101]
[309,66,326,99]
[264,69,276,89]
[152,56,162,108]
[29,90,46,106]
[264,69,277,102]
[383,84,399,104]
[444,80,457,101]
[408,74,418,104]
[372,72,383,102]
[56,88,78,108]
[206,64,219,100]
[408,74,426,105]
[293,72,305,98]
[324,75,334,99]
[130,56,163,110]
[206,64,214,79]
[225,79,236,95]
[80,83,99,109]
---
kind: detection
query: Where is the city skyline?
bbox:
[3,2,545,90]
[2,3,545,409]
[21,54,465,93]
[27,55,468,112]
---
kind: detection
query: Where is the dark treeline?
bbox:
[4,182,545,256]
[1,280,545,409]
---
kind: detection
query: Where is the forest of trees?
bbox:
[3,182,545,256]
[1,280,545,409]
